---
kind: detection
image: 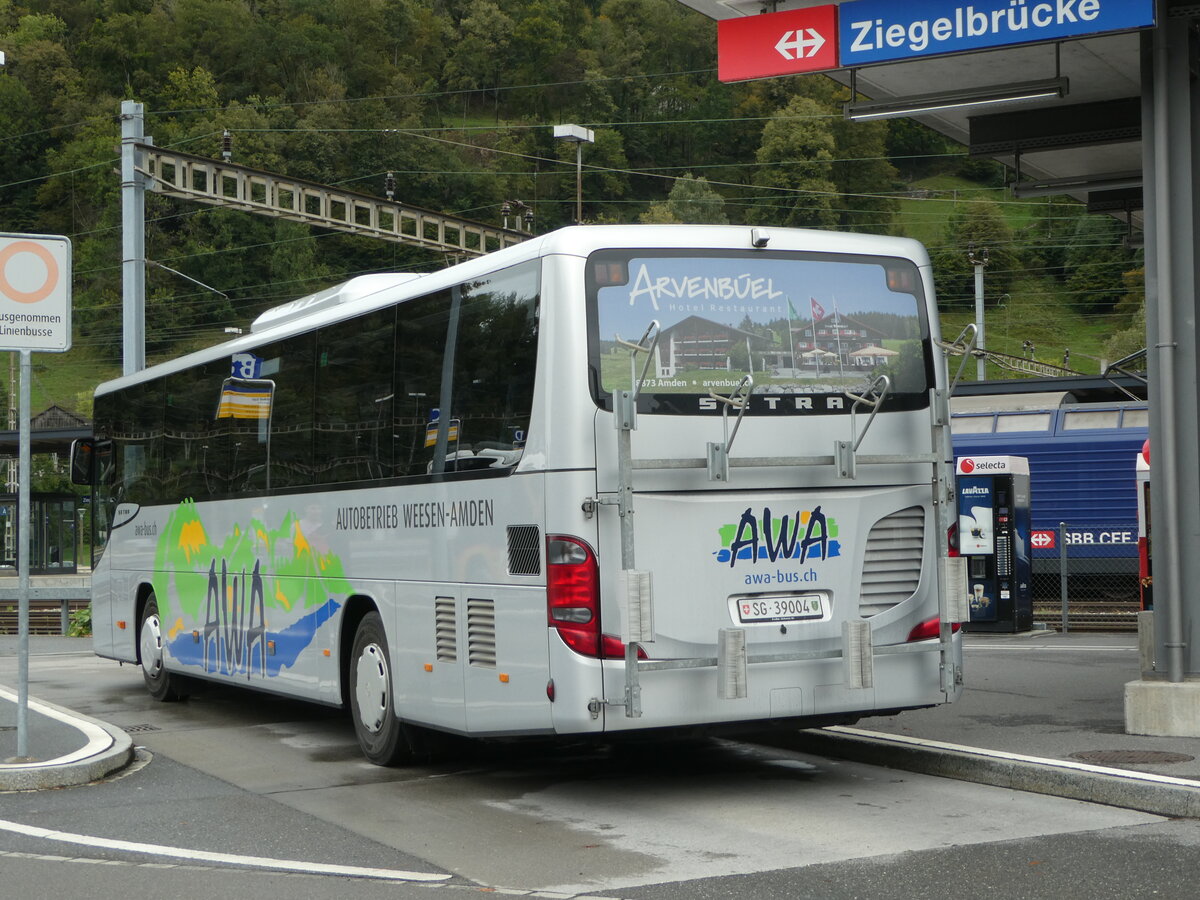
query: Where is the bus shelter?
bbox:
[0,493,80,575]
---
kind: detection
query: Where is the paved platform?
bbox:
[789,630,1200,818]
[4,631,1200,818]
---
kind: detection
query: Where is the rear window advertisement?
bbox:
[591,252,928,403]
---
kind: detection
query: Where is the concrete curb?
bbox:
[0,688,133,791]
[795,726,1200,819]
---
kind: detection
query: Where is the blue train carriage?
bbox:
[950,400,1148,587]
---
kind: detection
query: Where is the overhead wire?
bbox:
[1,62,1139,362]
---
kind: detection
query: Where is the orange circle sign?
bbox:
[0,240,60,304]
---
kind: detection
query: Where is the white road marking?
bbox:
[831,726,1200,788]
[0,686,112,767]
[965,644,1136,652]
[0,817,451,882]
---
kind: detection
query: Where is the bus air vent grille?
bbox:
[435,596,457,662]
[859,506,925,617]
[507,525,542,575]
[467,597,497,667]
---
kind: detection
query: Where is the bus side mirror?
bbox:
[70,438,94,485]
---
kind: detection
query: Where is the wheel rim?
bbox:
[354,643,389,734]
[140,613,164,679]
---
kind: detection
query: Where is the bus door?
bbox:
[72,437,121,659]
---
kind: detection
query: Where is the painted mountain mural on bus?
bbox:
[153,499,352,678]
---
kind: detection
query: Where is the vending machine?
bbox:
[956,455,1033,633]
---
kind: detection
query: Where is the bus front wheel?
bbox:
[350,611,414,766]
[140,595,188,702]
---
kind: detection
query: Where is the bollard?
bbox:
[1138,609,1156,676]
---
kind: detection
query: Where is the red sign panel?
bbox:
[1031,530,1057,550]
[718,6,839,83]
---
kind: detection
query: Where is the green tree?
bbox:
[443,0,515,107]
[831,115,899,233]
[509,0,592,120]
[930,199,1021,309]
[1103,303,1146,363]
[885,117,957,180]
[1102,267,1146,362]
[2,12,88,123]
[639,173,728,224]
[0,75,46,229]
[752,96,838,229]
[1063,214,1136,313]
[1021,197,1086,281]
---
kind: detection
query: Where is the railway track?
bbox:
[1033,601,1140,632]
[0,599,87,636]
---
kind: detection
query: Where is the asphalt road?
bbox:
[2,636,1199,899]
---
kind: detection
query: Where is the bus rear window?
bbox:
[588,249,930,413]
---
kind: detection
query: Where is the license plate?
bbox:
[734,593,825,624]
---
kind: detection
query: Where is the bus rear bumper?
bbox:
[550,636,961,736]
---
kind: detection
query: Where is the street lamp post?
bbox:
[968,243,989,381]
[553,124,595,224]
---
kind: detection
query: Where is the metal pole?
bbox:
[967,245,988,382]
[575,142,583,224]
[120,100,146,376]
[1059,521,1068,634]
[974,260,986,381]
[6,354,13,492]
[1149,12,1186,682]
[15,350,30,758]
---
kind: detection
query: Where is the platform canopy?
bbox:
[0,405,90,456]
[678,0,1161,229]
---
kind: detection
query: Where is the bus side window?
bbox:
[450,263,539,467]
[91,440,115,556]
[264,334,316,490]
[394,293,452,478]
[315,308,395,484]
[115,380,164,506]
[166,364,226,499]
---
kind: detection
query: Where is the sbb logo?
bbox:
[960,458,975,473]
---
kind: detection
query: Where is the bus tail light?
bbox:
[947,521,960,557]
[546,535,646,660]
[601,633,647,660]
[907,616,960,643]
[547,535,601,657]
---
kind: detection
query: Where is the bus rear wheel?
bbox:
[350,611,416,766]
[140,595,188,702]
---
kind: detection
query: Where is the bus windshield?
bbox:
[589,249,929,412]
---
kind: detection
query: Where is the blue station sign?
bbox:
[839,0,1156,66]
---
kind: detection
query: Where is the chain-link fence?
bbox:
[1030,522,1142,632]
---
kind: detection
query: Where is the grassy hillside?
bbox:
[26,345,116,418]
[940,278,1117,381]
[897,175,1127,379]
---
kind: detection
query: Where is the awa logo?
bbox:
[714,505,840,568]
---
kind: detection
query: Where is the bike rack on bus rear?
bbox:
[586,320,969,719]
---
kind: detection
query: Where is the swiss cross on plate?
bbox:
[1031,530,1056,550]
[718,6,839,83]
